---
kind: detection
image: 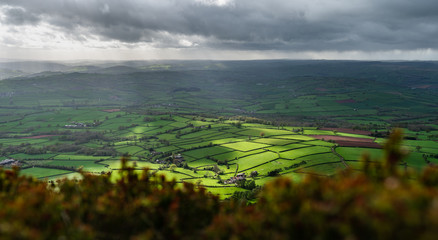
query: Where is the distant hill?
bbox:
[24,71,64,78]
[0,68,27,80]
[66,65,102,73]
[86,65,144,74]
[0,61,68,73]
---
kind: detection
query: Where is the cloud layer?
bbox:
[1,0,438,60]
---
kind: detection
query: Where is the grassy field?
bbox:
[336,147,384,161]
[20,167,75,179]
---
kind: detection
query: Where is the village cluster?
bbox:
[64,122,89,128]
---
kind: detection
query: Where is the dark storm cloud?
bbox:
[1,0,438,51]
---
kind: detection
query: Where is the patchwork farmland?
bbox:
[1,108,436,198]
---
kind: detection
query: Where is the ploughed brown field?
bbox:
[102,109,121,112]
[21,135,59,139]
[311,135,381,148]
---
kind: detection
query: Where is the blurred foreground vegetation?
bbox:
[1,129,438,239]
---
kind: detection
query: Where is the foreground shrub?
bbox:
[204,129,438,239]
[0,158,220,239]
[206,169,438,239]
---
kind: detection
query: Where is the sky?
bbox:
[1,0,438,61]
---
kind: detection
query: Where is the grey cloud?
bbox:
[1,0,438,51]
[2,6,40,25]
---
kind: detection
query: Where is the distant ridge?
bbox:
[86,65,144,74]
[66,65,102,73]
[0,61,68,73]
[0,68,27,80]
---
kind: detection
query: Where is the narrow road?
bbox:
[331,146,349,169]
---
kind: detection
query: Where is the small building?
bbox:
[224,173,247,185]
[64,122,88,128]
[0,159,20,167]
[0,159,15,165]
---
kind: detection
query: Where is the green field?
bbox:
[20,167,75,179]
[336,147,384,161]
[221,141,270,152]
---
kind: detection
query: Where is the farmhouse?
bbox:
[64,122,88,128]
[224,173,247,185]
[0,159,20,167]
[173,154,185,164]
[0,159,15,165]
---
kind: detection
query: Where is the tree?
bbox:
[195,179,203,187]
[267,168,281,176]
[212,164,220,174]
[244,179,256,190]
[169,164,177,172]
